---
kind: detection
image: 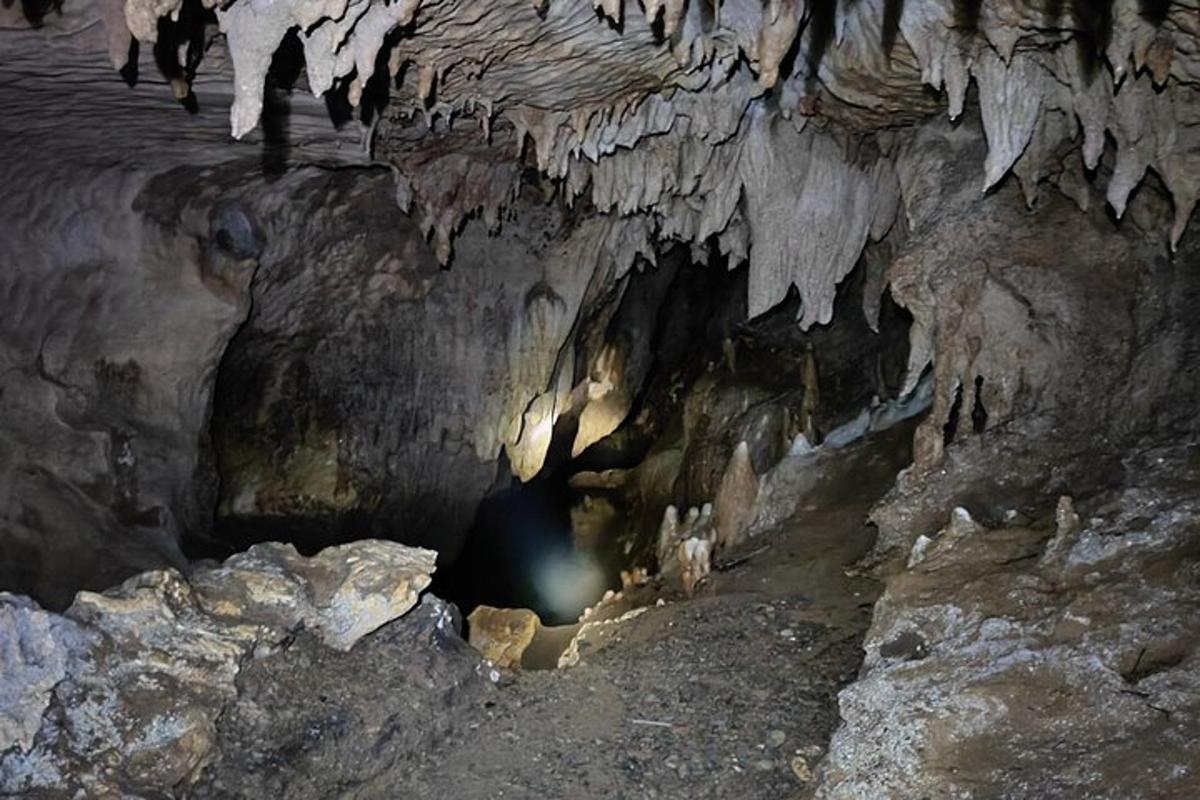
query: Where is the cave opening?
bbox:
[432,426,608,627]
[193,229,916,631]
[943,381,964,446]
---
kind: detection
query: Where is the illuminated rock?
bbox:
[190,539,436,651]
[466,605,541,669]
[713,441,760,551]
[657,503,716,595]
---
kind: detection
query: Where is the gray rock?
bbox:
[0,540,437,798]
[817,443,1200,800]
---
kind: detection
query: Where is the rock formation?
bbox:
[2,0,1200,796]
[0,540,436,797]
[820,441,1200,799]
[467,604,541,669]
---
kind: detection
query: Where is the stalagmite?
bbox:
[713,441,760,551]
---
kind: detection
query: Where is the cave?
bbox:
[3,1,1200,798]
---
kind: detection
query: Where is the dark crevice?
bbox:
[1137,0,1170,25]
[971,375,989,433]
[805,0,838,81]
[12,0,60,27]
[944,381,964,447]
[151,0,211,113]
[882,0,905,58]
[1072,0,1115,82]
[262,28,305,177]
[953,0,985,33]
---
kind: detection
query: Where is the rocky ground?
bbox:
[822,433,1200,800]
[6,418,1200,799]
[185,421,914,800]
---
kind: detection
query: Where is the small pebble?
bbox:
[767,730,786,748]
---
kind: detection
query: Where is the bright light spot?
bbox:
[572,397,626,457]
[532,549,606,621]
[530,413,554,447]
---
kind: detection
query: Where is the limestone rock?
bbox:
[0,596,93,755]
[0,539,436,797]
[713,441,760,551]
[655,503,717,596]
[191,540,437,651]
[678,535,714,597]
[467,605,542,669]
[818,444,1200,799]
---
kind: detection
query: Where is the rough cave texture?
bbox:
[206,168,587,562]
[821,443,1200,800]
[2,0,1200,797]
[0,539,437,796]
[0,163,249,609]
[867,116,1200,566]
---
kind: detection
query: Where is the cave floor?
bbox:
[394,430,910,800]
[190,427,912,799]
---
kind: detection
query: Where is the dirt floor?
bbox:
[189,426,913,800]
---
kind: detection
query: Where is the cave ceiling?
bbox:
[6,2,1199,325]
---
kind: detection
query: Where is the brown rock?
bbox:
[467,605,542,669]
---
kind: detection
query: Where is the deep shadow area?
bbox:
[433,469,608,626]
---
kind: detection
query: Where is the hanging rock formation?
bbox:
[4,0,1200,598]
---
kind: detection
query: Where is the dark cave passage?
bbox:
[433,470,614,626]
[190,239,915,629]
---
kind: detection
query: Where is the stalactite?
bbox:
[99,0,1200,313]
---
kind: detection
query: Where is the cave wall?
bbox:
[1,1,1200,796]
[562,249,913,577]
[0,159,255,608]
[869,120,1200,564]
[0,149,649,599]
[209,168,602,563]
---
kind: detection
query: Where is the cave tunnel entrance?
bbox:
[432,247,758,624]
[431,417,613,627]
[191,238,915,628]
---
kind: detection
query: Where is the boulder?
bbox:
[467,605,542,669]
[0,539,436,797]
